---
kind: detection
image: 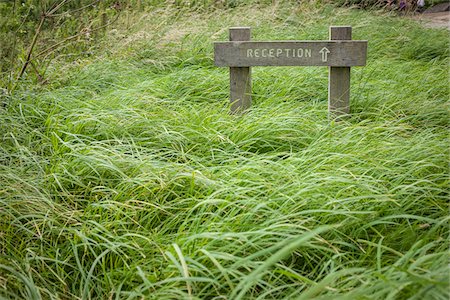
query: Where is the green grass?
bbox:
[1,2,449,299]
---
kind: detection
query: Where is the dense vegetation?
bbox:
[1,1,449,299]
[0,0,124,92]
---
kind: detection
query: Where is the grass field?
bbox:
[1,2,449,299]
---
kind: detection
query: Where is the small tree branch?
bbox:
[27,60,48,84]
[16,14,46,81]
[47,0,70,16]
[48,0,101,17]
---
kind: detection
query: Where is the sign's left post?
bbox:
[229,27,252,113]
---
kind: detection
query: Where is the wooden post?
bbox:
[328,26,352,120]
[229,27,251,113]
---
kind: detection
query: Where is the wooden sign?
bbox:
[214,41,367,67]
[213,26,368,119]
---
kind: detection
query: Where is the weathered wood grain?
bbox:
[214,40,367,67]
[328,26,352,119]
[229,27,252,113]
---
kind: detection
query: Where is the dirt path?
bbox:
[413,11,450,29]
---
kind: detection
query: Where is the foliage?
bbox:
[0,0,121,92]
[0,2,449,299]
[328,0,447,10]
[330,0,385,8]
[0,0,306,93]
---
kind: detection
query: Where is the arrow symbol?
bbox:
[319,47,330,62]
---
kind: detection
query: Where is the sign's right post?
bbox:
[328,26,352,120]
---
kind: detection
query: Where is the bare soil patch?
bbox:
[413,11,450,29]
[412,3,449,29]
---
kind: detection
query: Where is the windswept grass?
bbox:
[1,2,449,299]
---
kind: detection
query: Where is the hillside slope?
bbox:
[1,3,449,299]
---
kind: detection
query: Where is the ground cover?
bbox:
[0,2,449,299]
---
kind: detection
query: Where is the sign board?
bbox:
[213,26,368,119]
[214,41,367,67]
